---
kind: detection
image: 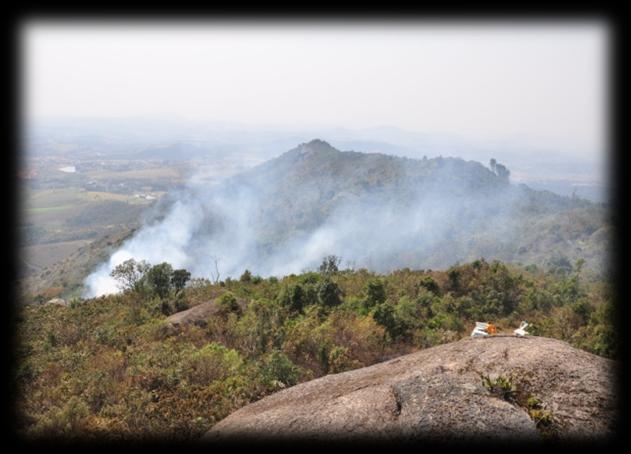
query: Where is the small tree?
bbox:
[240,269,252,283]
[373,302,400,340]
[145,262,174,299]
[110,258,150,293]
[489,158,510,182]
[495,163,510,182]
[289,284,306,313]
[364,279,386,309]
[447,267,461,292]
[279,284,306,314]
[317,278,343,308]
[490,158,510,182]
[210,255,221,284]
[171,269,191,293]
[319,255,341,276]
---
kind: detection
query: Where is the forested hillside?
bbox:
[226,139,609,277]
[84,139,610,300]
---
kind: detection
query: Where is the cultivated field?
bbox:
[22,239,93,271]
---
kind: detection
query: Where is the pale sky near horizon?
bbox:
[22,21,608,158]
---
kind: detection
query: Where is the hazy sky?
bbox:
[22,21,608,157]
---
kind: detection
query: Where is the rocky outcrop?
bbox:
[204,336,617,442]
[45,298,68,307]
[165,297,248,327]
[165,300,219,328]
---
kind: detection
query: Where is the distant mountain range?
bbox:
[27,119,605,201]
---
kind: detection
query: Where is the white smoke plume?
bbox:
[83,140,595,298]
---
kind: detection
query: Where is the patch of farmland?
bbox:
[85,166,185,181]
[22,239,93,272]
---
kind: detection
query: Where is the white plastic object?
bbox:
[514,321,530,337]
[471,322,489,338]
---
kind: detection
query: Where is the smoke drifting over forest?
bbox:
[84,140,606,297]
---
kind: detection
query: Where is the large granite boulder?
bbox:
[204,336,617,442]
[45,298,68,307]
[165,300,219,329]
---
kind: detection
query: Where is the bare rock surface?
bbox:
[45,298,68,307]
[164,298,248,335]
[165,300,219,328]
[204,336,617,442]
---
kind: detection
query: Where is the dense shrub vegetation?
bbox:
[15,257,615,439]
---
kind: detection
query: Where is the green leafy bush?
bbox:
[184,342,244,385]
[364,279,386,309]
[261,350,301,388]
[317,279,343,309]
[216,292,240,315]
